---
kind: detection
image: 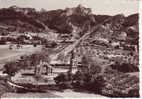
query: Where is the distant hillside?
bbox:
[0,5,139,45]
[0,6,48,33]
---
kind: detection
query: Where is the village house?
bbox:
[111,41,120,48]
[10,6,36,14]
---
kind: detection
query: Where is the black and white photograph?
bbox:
[0,0,139,98]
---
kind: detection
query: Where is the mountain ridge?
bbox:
[0,5,138,45]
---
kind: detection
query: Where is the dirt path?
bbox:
[1,92,61,98]
[53,89,107,98]
[2,89,107,98]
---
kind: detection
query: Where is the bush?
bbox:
[33,43,37,47]
[83,75,105,93]
[72,70,106,93]
[0,40,6,44]
[54,72,73,89]
[3,61,20,76]
[110,62,139,73]
[54,73,68,85]
[0,79,13,97]
[92,75,106,93]
[72,70,86,88]
[89,64,102,75]
[71,55,105,93]
[128,89,139,97]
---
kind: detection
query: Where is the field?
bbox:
[0,45,41,69]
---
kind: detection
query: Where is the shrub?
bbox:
[84,75,105,93]
[0,40,6,44]
[89,64,102,75]
[73,70,106,93]
[71,55,105,93]
[54,72,73,89]
[54,73,68,85]
[33,43,37,47]
[110,62,139,73]
[3,61,20,76]
[72,70,86,88]
[128,89,139,97]
[0,79,13,97]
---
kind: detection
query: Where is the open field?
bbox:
[0,45,41,69]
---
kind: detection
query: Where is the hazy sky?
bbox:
[0,0,139,16]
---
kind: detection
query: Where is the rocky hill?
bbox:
[0,5,138,45]
[0,6,48,33]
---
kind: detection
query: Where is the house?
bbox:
[111,41,120,48]
[10,6,36,14]
[24,33,32,40]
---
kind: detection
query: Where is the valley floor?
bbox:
[0,44,139,98]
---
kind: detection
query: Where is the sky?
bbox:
[0,0,139,16]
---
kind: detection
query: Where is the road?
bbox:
[1,89,107,98]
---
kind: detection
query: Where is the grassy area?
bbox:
[0,45,41,69]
